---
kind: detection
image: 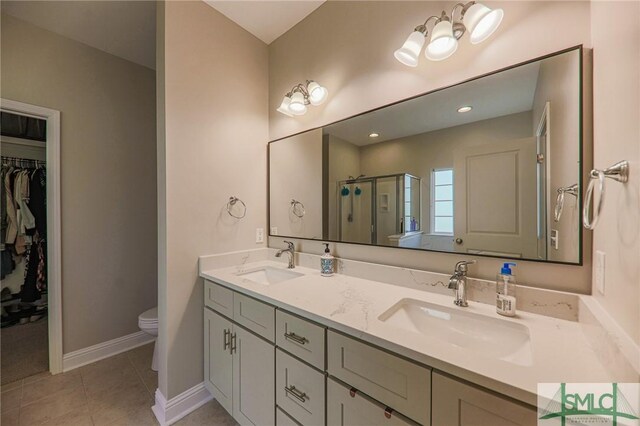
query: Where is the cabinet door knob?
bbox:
[384,407,394,419]
[284,385,307,403]
[284,331,309,345]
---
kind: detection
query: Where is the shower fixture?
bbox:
[394,2,504,66]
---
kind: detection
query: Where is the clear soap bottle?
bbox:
[496,262,517,317]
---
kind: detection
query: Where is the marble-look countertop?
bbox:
[200,256,632,407]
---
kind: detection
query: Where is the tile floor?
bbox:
[1,319,49,385]
[1,343,237,426]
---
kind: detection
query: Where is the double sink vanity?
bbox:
[199,248,628,426]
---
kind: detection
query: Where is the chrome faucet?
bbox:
[275,240,295,269]
[448,260,477,307]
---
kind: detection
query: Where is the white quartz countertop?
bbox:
[200,260,621,406]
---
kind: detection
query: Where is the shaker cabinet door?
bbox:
[232,326,276,426]
[204,308,233,415]
[431,372,537,426]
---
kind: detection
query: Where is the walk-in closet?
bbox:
[1,111,48,384]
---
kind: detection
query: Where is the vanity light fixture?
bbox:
[394,2,504,66]
[277,80,328,117]
[369,132,380,138]
[457,105,473,113]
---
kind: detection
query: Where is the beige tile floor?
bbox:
[1,343,237,426]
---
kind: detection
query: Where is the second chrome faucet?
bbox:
[448,260,477,307]
[275,240,295,269]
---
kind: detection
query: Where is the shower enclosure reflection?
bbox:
[337,174,421,246]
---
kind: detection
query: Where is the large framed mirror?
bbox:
[269,47,584,264]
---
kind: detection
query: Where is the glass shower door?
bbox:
[338,180,373,244]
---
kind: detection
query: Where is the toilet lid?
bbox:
[139,307,158,323]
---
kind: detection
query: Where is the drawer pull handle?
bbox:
[284,332,309,345]
[223,329,230,351]
[384,407,394,419]
[284,385,307,403]
[230,332,237,355]
[349,387,358,398]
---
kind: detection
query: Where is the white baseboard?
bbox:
[62,331,155,372]
[152,383,213,426]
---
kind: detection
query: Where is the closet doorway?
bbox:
[0,98,61,382]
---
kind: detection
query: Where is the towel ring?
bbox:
[227,196,247,219]
[583,161,629,230]
[554,184,579,222]
[290,199,305,218]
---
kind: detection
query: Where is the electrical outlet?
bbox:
[550,229,559,250]
[271,226,278,235]
[595,250,606,295]
[256,228,264,243]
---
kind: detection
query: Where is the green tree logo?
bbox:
[539,383,639,426]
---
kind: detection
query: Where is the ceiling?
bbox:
[324,61,541,146]
[204,1,325,44]
[1,1,156,69]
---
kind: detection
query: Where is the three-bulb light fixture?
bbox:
[395,1,504,66]
[277,80,328,117]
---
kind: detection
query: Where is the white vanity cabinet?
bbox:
[204,281,276,426]
[431,373,537,426]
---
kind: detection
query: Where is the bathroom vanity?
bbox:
[199,250,631,426]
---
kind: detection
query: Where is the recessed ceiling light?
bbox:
[457,106,473,113]
[369,132,380,138]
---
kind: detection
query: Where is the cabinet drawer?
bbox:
[276,349,325,426]
[327,331,430,425]
[276,407,301,426]
[432,372,536,426]
[276,310,325,370]
[327,378,419,426]
[233,292,275,342]
[204,280,234,318]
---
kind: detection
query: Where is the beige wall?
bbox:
[590,1,640,345]
[1,14,158,353]
[326,134,361,241]
[532,50,581,263]
[268,1,593,293]
[158,1,268,399]
[270,129,323,239]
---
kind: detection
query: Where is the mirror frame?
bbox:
[268,45,585,266]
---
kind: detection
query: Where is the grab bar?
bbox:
[583,161,629,230]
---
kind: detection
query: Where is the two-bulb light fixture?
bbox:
[394,2,504,66]
[277,80,328,117]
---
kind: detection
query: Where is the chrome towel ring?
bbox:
[227,196,247,219]
[554,184,579,222]
[290,199,306,218]
[583,161,629,230]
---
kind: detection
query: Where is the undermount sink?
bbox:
[378,299,533,366]
[235,266,303,286]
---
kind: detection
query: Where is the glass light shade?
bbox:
[394,30,426,67]
[464,3,504,44]
[276,95,293,117]
[425,20,458,61]
[288,92,307,115]
[307,81,328,106]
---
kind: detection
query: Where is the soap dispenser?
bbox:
[496,262,517,317]
[321,243,335,277]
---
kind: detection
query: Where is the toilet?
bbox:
[138,307,158,371]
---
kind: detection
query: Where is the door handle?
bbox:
[229,332,237,355]
[284,385,307,403]
[223,329,230,351]
[454,238,463,245]
[284,332,308,345]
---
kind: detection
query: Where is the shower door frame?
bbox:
[1,98,63,374]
